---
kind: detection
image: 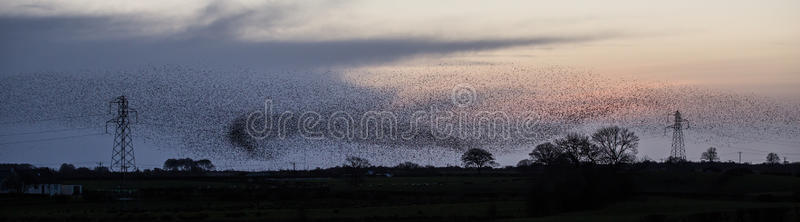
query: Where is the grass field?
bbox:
[1,169,799,221]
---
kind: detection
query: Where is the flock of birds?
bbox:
[1,63,798,168]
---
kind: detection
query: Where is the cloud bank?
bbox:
[0,0,612,73]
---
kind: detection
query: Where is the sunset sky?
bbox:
[2,0,798,94]
[1,1,798,169]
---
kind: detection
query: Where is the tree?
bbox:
[163,158,183,171]
[461,148,497,168]
[75,167,92,175]
[529,142,563,165]
[344,156,371,185]
[59,163,76,174]
[195,159,215,171]
[395,161,421,169]
[163,158,215,172]
[93,166,110,175]
[580,143,601,164]
[591,126,639,164]
[554,133,599,164]
[516,159,534,167]
[766,153,780,164]
[701,147,719,162]
[345,156,371,168]
[665,156,686,164]
[176,158,195,171]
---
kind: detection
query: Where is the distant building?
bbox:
[22,184,82,196]
[25,183,61,195]
[0,164,82,196]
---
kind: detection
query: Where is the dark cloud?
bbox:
[0,15,610,74]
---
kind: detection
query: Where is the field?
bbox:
[1,166,799,221]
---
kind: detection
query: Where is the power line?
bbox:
[0,113,107,125]
[0,126,102,137]
[711,133,800,147]
[751,140,799,147]
[0,133,104,146]
[16,161,164,168]
[719,151,741,156]
[723,145,771,154]
[137,121,222,133]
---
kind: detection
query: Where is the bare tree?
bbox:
[345,156,372,168]
[344,156,371,185]
[766,153,780,164]
[591,126,639,164]
[700,147,719,162]
[529,142,563,165]
[580,143,601,164]
[554,133,599,164]
[461,148,497,168]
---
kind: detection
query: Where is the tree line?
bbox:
[516,126,639,166]
[5,124,792,180]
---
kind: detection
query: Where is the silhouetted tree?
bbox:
[665,156,687,164]
[555,133,599,164]
[343,156,371,185]
[59,163,76,174]
[163,158,182,171]
[195,159,215,171]
[344,156,371,168]
[75,167,91,175]
[395,161,421,169]
[178,158,193,170]
[701,147,719,162]
[529,142,563,165]
[766,153,780,164]
[591,126,639,164]
[461,148,497,168]
[163,158,215,172]
[580,144,601,164]
[93,166,110,175]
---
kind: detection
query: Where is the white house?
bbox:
[1,165,83,196]
[23,184,82,196]
[25,183,61,196]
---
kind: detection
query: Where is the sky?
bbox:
[0,0,798,169]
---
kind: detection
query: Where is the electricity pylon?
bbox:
[665,110,690,160]
[106,96,137,173]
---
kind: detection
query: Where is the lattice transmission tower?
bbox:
[665,110,690,160]
[106,96,137,173]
